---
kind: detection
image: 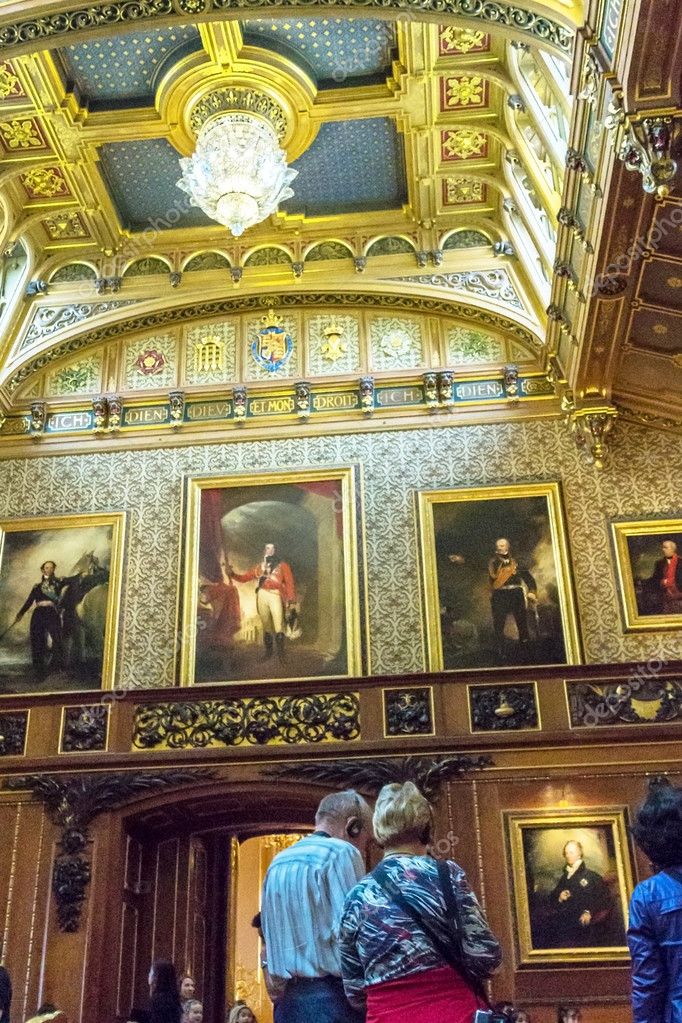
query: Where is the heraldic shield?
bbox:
[251,308,294,373]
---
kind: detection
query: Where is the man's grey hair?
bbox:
[563,840,584,855]
[315,789,368,825]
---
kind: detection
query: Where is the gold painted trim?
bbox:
[466,679,541,733]
[227,834,239,1004]
[381,683,436,739]
[57,702,111,754]
[0,403,563,460]
[178,466,366,687]
[611,519,682,632]
[505,807,634,966]
[417,481,583,672]
[0,512,126,698]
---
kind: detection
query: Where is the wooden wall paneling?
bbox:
[152,837,182,964]
[185,836,207,982]
[203,835,230,1023]
[14,802,52,1021]
[0,800,22,962]
[470,772,653,1020]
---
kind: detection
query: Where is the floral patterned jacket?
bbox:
[338,854,502,1008]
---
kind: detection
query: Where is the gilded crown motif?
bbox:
[260,308,283,330]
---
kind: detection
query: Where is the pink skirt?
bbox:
[365,963,483,1023]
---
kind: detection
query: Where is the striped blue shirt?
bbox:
[261,833,365,981]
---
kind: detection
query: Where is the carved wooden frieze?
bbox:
[133,693,361,750]
[567,677,682,727]
[469,683,539,732]
[61,705,109,753]
[383,687,434,736]
[0,711,28,755]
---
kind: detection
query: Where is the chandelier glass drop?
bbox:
[177,112,298,237]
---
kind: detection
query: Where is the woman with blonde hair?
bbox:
[339,781,501,1023]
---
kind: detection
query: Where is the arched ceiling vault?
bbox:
[3,0,680,445]
[0,3,582,59]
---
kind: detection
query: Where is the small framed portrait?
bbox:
[506,809,633,965]
[179,466,366,685]
[0,513,125,695]
[417,482,581,671]
[612,519,682,631]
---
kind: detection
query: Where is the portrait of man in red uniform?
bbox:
[228,543,296,660]
[189,472,362,684]
[644,539,682,615]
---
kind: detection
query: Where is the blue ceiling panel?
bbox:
[99,139,212,231]
[284,118,407,216]
[58,26,203,105]
[241,18,396,85]
[98,118,406,231]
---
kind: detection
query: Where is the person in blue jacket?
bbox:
[628,778,682,1023]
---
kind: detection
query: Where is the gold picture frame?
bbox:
[612,518,682,631]
[417,482,581,672]
[179,466,366,686]
[506,808,634,966]
[0,512,125,696]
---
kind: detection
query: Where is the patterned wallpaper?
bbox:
[1,419,680,690]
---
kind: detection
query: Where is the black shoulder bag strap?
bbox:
[436,860,490,1009]
[371,860,489,1007]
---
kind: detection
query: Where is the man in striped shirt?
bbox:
[261,790,373,1023]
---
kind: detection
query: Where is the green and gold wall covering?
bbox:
[0,417,680,690]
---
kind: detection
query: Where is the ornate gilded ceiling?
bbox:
[0,0,680,453]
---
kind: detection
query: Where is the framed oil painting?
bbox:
[179,467,366,685]
[418,482,581,671]
[612,519,682,631]
[506,809,633,965]
[0,513,125,695]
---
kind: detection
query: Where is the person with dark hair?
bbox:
[556,1008,581,1023]
[179,977,196,1007]
[492,1003,514,1020]
[143,960,183,1023]
[512,1010,531,1023]
[0,968,11,1023]
[628,778,682,1023]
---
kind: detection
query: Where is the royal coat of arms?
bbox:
[250,309,293,373]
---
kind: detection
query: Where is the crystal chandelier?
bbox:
[177,111,297,237]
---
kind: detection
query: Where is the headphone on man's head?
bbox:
[345,793,364,838]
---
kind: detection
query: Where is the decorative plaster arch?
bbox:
[182,250,233,271]
[122,254,174,276]
[2,285,544,396]
[363,234,417,258]
[439,227,493,249]
[243,244,295,265]
[0,3,577,61]
[303,239,356,260]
